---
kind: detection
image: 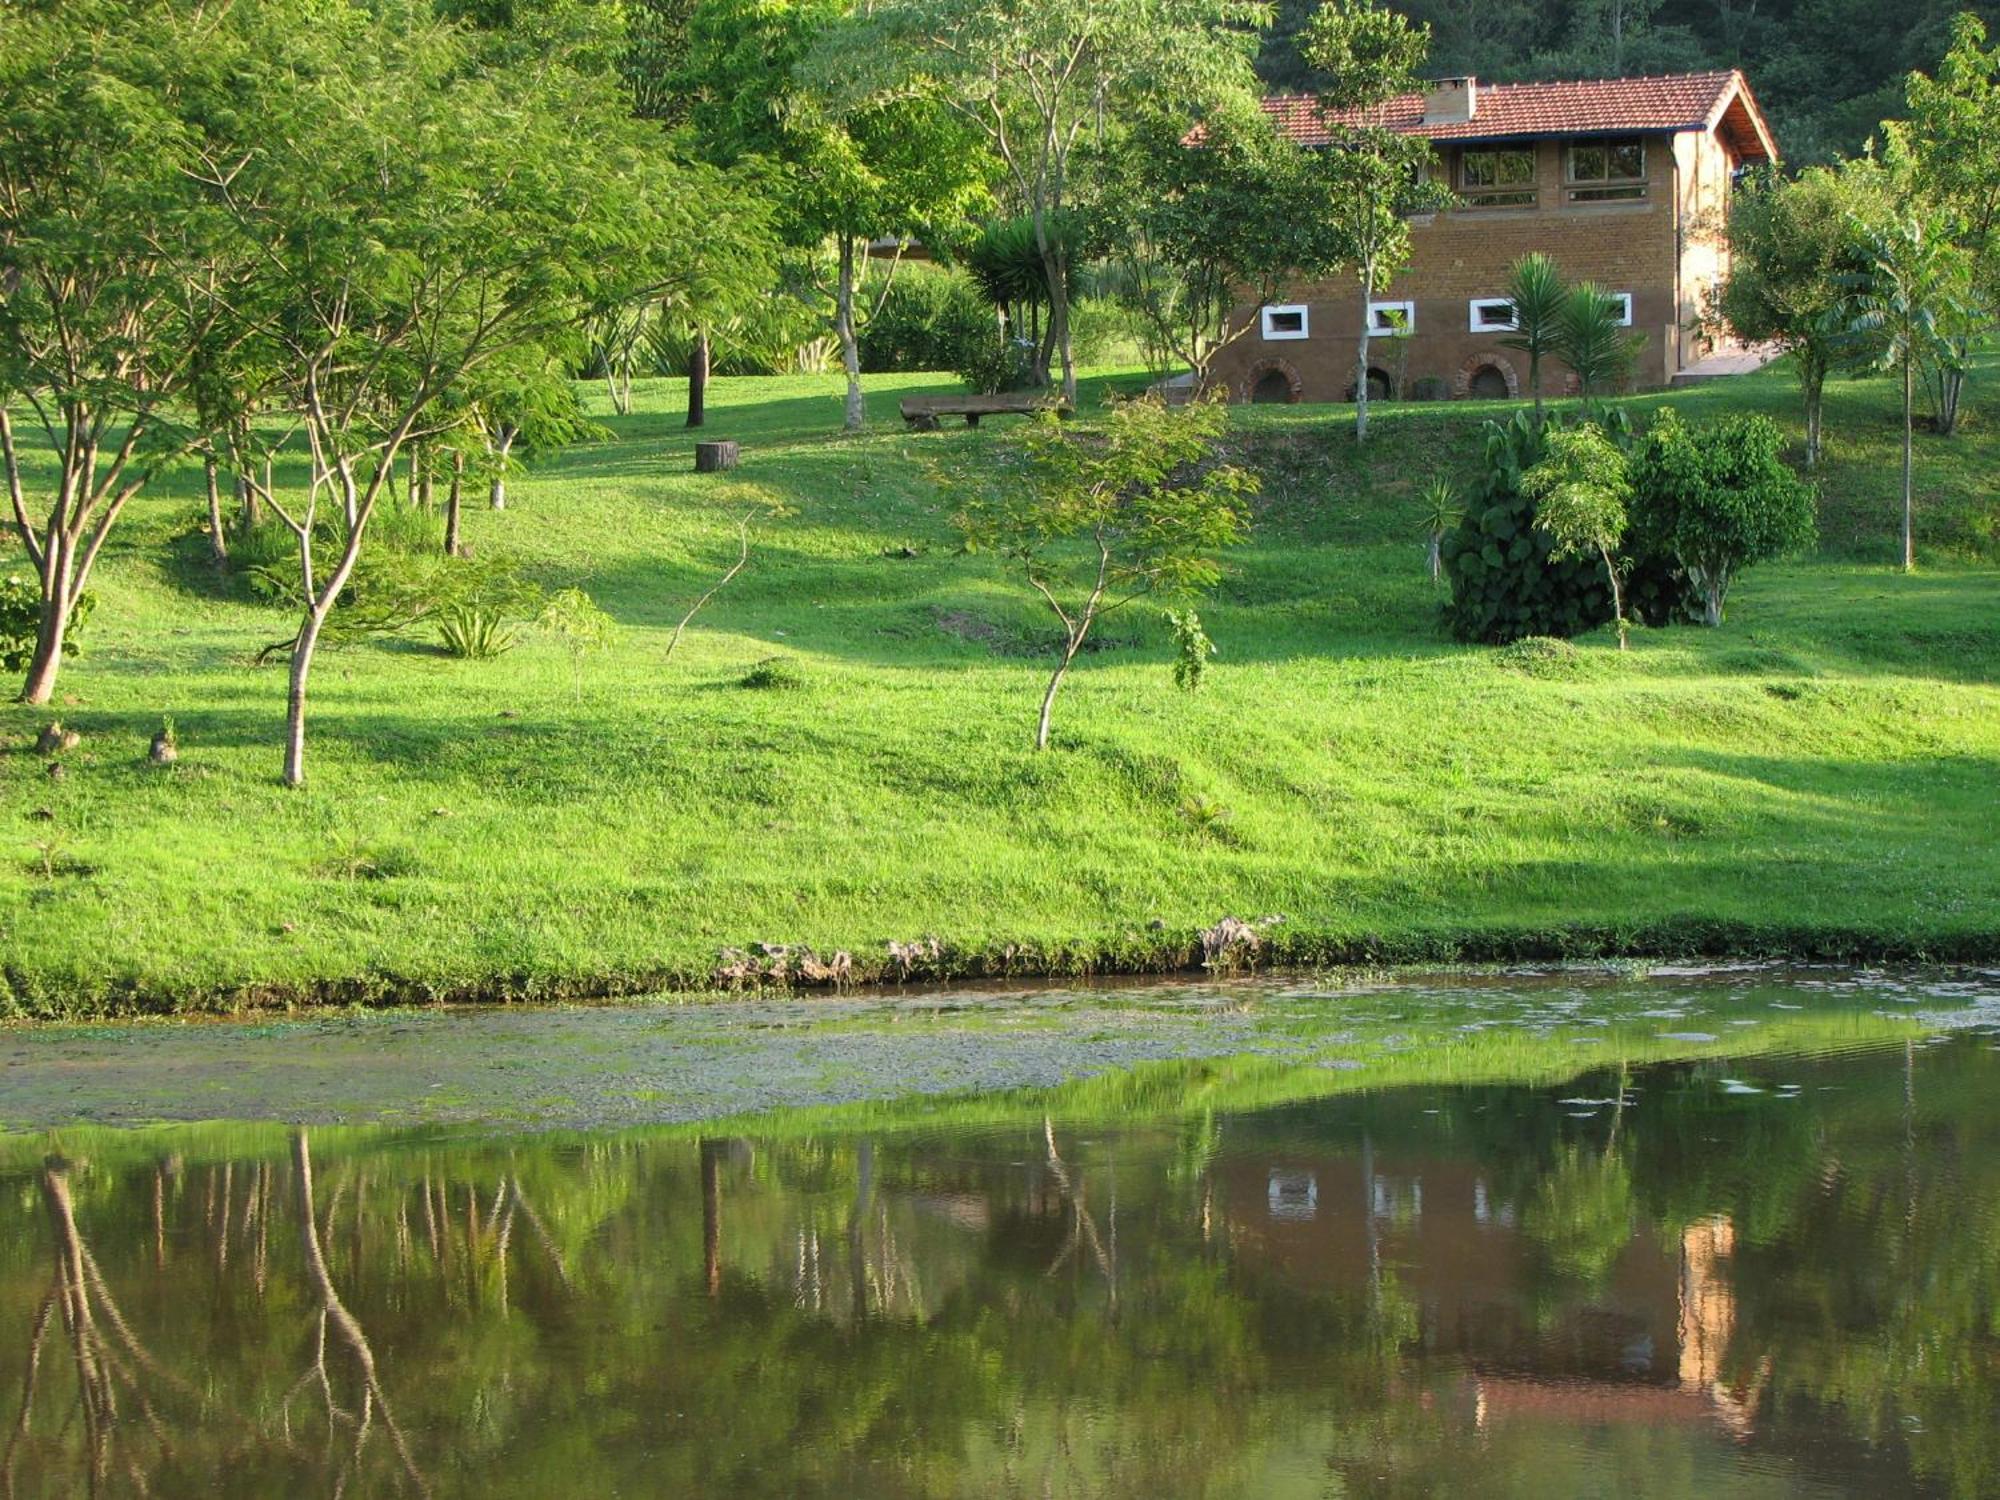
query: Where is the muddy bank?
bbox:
[4,916,1997,1020]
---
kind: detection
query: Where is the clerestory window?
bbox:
[1459,148,1537,208]
[1567,138,1648,202]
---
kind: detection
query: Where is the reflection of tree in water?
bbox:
[1,1037,1996,1497]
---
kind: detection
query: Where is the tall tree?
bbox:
[1712,161,1891,467]
[204,1,714,784]
[1844,214,1976,572]
[0,0,253,704]
[1884,11,2000,435]
[1100,102,1312,395]
[825,0,1271,407]
[1297,0,1455,443]
[685,0,985,431]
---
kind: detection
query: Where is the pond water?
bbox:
[3,968,1999,1497]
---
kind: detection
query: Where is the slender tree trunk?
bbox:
[282,604,328,788]
[1035,638,1084,751]
[414,445,432,512]
[1354,273,1374,444]
[444,450,464,557]
[204,452,228,563]
[687,329,709,429]
[1902,358,1915,572]
[1602,544,1628,650]
[1803,362,1825,470]
[18,589,71,705]
[1427,531,1442,584]
[489,426,515,510]
[837,237,864,432]
[1047,258,1076,405]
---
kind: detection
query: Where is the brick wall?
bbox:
[1213,128,1703,405]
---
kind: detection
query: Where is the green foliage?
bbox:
[1524,426,1631,562]
[1417,477,1460,583]
[1712,161,1892,465]
[1553,282,1644,395]
[858,268,995,374]
[1442,412,1619,644]
[538,586,616,700]
[1844,212,1980,567]
[1497,252,1567,412]
[1630,409,1817,626]
[739,657,810,690]
[1524,421,1633,646]
[1097,100,1310,388]
[437,606,522,660]
[956,396,1255,747]
[825,0,1269,397]
[1164,606,1215,693]
[251,546,542,655]
[0,575,91,673]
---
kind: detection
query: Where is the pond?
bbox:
[2,968,1998,1497]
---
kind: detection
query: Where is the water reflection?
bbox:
[2,1032,1996,1497]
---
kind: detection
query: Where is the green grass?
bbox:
[2,360,1997,1014]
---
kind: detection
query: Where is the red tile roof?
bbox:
[1263,71,1776,161]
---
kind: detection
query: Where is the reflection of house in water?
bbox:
[1218,1150,1762,1439]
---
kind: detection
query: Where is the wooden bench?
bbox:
[899,393,1072,431]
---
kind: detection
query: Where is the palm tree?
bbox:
[1845,214,1977,571]
[1555,283,1644,398]
[1498,252,1567,417]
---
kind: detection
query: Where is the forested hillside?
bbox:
[1256,0,2000,160]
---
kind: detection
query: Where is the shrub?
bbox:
[739,657,808,691]
[1442,412,1620,643]
[0,575,92,673]
[1409,375,1451,402]
[1493,635,1583,676]
[1629,409,1817,625]
[956,337,1037,395]
[859,268,996,374]
[437,605,521,659]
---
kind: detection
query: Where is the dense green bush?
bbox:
[1630,409,1817,625]
[1444,411,1695,644]
[0,574,92,673]
[1443,413,1621,643]
[859,268,996,374]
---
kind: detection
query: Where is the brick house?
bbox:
[1209,71,1778,405]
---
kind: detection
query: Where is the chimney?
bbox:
[1423,76,1477,125]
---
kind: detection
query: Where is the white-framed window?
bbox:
[1468,297,1517,332]
[1261,304,1309,341]
[1368,300,1416,335]
[1604,291,1634,326]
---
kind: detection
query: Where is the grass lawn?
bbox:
[1,359,1996,1014]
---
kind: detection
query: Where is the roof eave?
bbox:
[1706,70,1779,162]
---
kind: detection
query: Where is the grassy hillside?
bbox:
[1,360,1996,1014]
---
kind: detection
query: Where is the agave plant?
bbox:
[437,605,520,661]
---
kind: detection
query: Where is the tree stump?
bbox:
[694,440,739,473]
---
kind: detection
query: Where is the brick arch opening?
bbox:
[1344,366,1398,403]
[1454,353,1521,401]
[1242,358,1304,405]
